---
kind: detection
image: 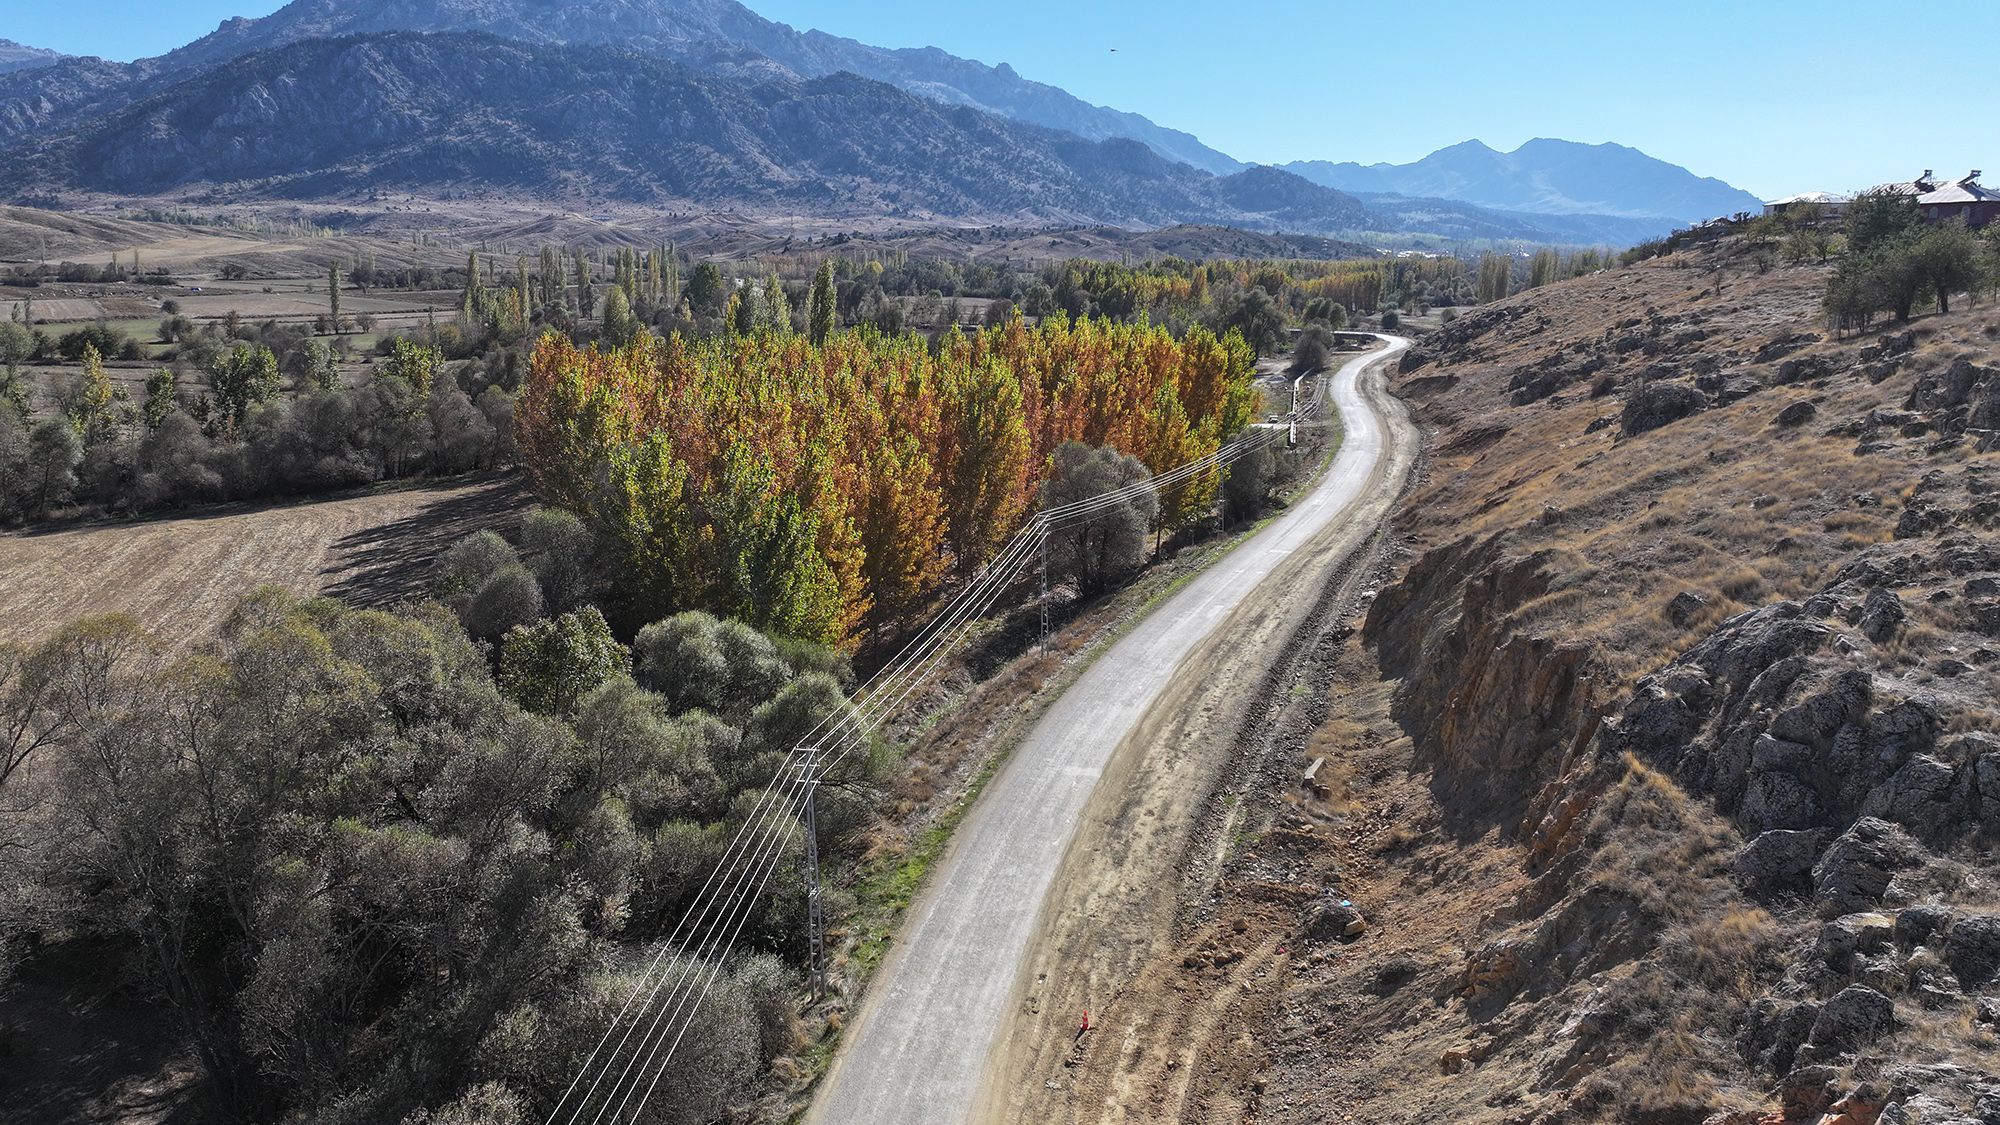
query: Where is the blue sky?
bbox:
[10,0,1991,199]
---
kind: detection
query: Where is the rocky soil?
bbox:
[1162,243,2000,1123]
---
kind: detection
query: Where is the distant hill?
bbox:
[0,39,66,76]
[1284,138,1763,224]
[107,0,1246,175]
[0,33,1324,232]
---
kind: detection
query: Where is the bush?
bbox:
[497,606,628,716]
[1289,323,1334,376]
[520,507,596,612]
[464,565,544,643]
[1039,442,1158,596]
[435,530,520,602]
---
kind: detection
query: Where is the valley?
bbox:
[1,2,1995,1125]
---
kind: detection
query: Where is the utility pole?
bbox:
[1039,534,1050,654]
[797,747,827,999]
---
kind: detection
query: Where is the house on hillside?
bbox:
[1917,171,2000,229]
[1763,191,1851,221]
[1876,170,1943,198]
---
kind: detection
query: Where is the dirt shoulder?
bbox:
[976,347,1420,1123]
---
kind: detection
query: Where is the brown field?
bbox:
[0,473,531,650]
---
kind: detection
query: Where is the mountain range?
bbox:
[1283,139,1763,222]
[0,0,1759,245]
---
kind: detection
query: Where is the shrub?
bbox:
[497,606,628,716]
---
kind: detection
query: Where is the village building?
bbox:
[1763,191,1851,221]
[1917,171,2000,229]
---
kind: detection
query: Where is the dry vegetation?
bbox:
[1134,239,2000,1124]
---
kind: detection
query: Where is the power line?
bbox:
[545,365,1343,1124]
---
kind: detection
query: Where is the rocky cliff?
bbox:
[1277,239,2000,1122]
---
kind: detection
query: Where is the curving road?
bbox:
[808,335,1411,1125]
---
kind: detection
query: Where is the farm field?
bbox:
[0,473,530,650]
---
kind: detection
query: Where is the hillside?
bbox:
[0,39,65,75]
[1020,239,2000,1122]
[1286,138,1765,224]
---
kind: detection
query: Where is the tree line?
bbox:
[517,312,1259,647]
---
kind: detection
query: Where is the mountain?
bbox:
[114,0,1245,175]
[0,33,1321,232]
[1284,138,1764,224]
[0,39,67,75]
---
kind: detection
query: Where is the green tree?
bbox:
[601,286,638,347]
[807,261,838,345]
[572,250,595,319]
[1912,219,1983,314]
[144,368,179,428]
[0,320,35,411]
[687,262,725,315]
[27,419,81,515]
[73,341,115,442]
[497,606,628,716]
[208,343,282,427]
[299,338,338,392]
[1845,188,1921,255]
[1289,323,1334,377]
[381,336,445,397]
[327,261,342,332]
[1220,289,1285,356]
[1039,442,1159,596]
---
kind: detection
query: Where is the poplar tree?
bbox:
[573,250,595,319]
[539,245,562,310]
[808,260,837,345]
[462,250,483,323]
[328,261,343,332]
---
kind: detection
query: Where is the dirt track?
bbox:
[807,341,1417,1125]
[0,474,530,649]
[974,349,1420,1124]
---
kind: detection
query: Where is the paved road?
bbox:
[808,335,1411,1125]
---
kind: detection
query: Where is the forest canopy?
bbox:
[517,314,1258,646]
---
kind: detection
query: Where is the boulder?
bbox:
[1800,985,1895,1061]
[1757,332,1822,364]
[1741,768,1826,832]
[1775,400,1819,427]
[1734,829,1827,897]
[1858,755,1961,839]
[1769,669,1872,750]
[1977,755,2000,834]
[1857,587,1907,643]
[1896,904,1958,947]
[1906,357,1992,412]
[1687,602,1830,691]
[1772,354,1837,385]
[1814,819,1923,916]
[1301,897,1367,943]
[1818,913,1896,973]
[1621,381,1708,437]
[1667,590,1709,628]
[1945,915,2000,988]
[1782,1065,1840,1117]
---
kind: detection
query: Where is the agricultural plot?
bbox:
[0,474,530,650]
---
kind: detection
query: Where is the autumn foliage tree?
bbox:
[517,313,1255,647]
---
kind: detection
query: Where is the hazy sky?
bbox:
[11,0,1991,199]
